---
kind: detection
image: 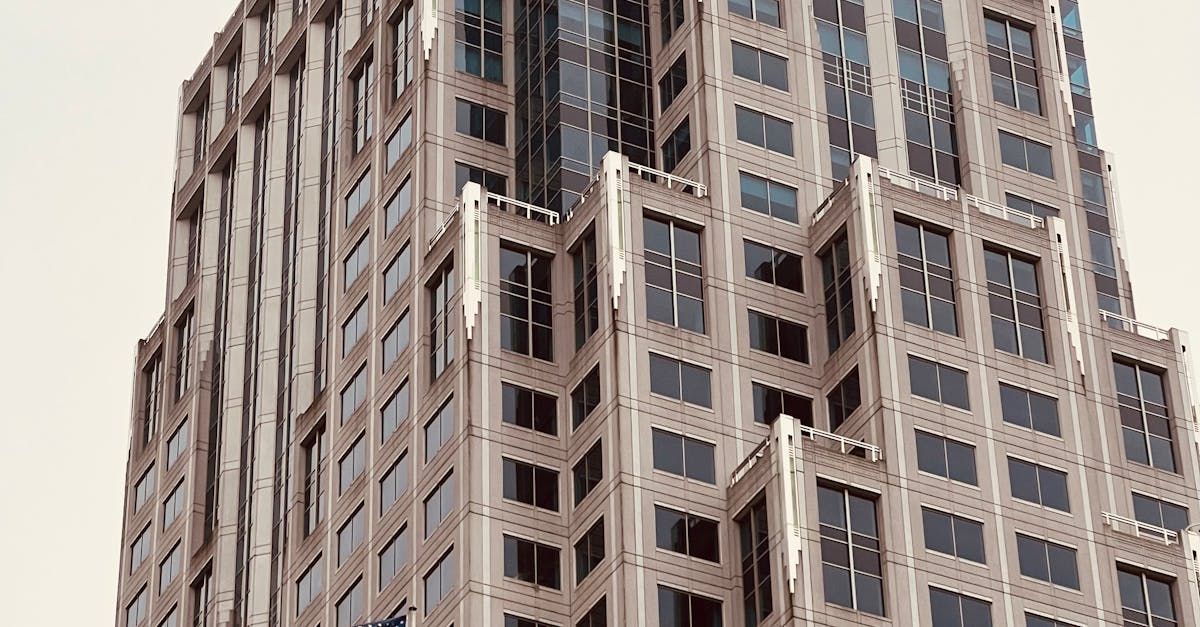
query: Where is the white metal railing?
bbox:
[1102,512,1179,545]
[1099,310,1171,342]
[878,166,958,202]
[628,162,707,198]
[797,424,882,462]
[487,192,560,225]
[427,209,456,250]
[966,194,1046,229]
[729,439,771,487]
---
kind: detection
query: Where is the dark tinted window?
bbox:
[744,240,803,292]
[752,382,813,426]
[916,431,977,485]
[503,535,561,589]
[573,441,603,506]
[999,383,1059,436]
[502,458,559,512]
[571,366,601,429]
[922,508,985,563]
[649,353,712,407]
[652,428,716,484]
[1008,457,1069,511]
[502,382,558,436]
[655,506,719,562]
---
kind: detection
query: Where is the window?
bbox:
[379,452,409,513]
[130,525,151,572]
[577,599,606,627]
[191,568,213,627]
[929,587,992,627]
[226,52,241,118]
[644,215,705,333]
[391,3,415,97]
[339,435,366,493]
[575,518,605,583]
[340,365,368,420]
[735,105,793,155]
[503,458,560,512]
[985,16,1041,114]
[739,172,798,223]
[185,210,201,280]
[649,353,711,407]
[165,419,189,469]
[573,441,603,505]
[173,309,194,400]
[658,586,723,627]
[455,99,506,145]
[998,131,1053,178]
[748,310,808,362]
[383,243,411,303]
[922,508,984,563]
[337,507,366,566]
[429,260,455,379]
[908,356,969,410]
[1132,493,1189,532]
[302,427,327,534]
[651,428,716,484]
[744,240,802,292]
[817,484,883,616]
[1117,565,1178,627]
[661,0,685,43]
[381,310,410,371]
[729,0,780,27]
[572,232,600,348]
[1008,457,1069,511]
[984,248,1047,362]
[752,382,812,426]
[659,54,688,111]
[815,0,877,180]
[572,366,601,429]
[1021,534,1082,592]
[157,607,177,627]
[500,244,554,360]
[424,549,455,614]
[820,231,854,353]
[504,535,561,589]
[125,587,148,627]
[1114,359,1175,472]
[386,113,413,170]
[336,579,364,627]
[655,506,719,562]
[738,497,772,625]
[894,0,959,186]
[341,301,368,358]
[1025,614,1076,627]
[345,170,372,225]
[1004,193,1059,219]
[385,176,412,234]
[915,431,977,485]
[827,368,861,431]
[133,465,156,513]
[732,41,788,90]
[380,381,411,440]
[502,382,557,436]
[506,615,555,627]
[379,526,409,589]
[351,59,375,152]
[454,162,508,194]
[157,543,181,593]
[661,117,692,173]
[162,480,186,529]
[296,556,324,613]
[424,472,455,537]
[140,356,162,448]
[455,0,502,82]
[425,397,454,460]
[999,384,1060,436]
[896,219,957,334]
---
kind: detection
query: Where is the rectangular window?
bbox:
[1114,359,1175,472]
[1016,533,1079,589]
[985,15,1041,115]
[302,427,327,534]
[158,543,181,593]
[1025,614,1076,627]
[506,615,555,627]
[336,579,364,627]
[455,0,502,82]
[574,518,605,583]
[651,427,716,484]
[165,419,189,469]
[351,59,375,153]
[429,260,455,379]
[998,130,1053,178]
[661,0,685,43]
[922,508,985,563]
[162,480,186,529]
[908,355,970,410]
[424,472,455,537]
[999,383,1060,436]
[815,1,878,181]
[818,483,884,616]
[425,397,454,460]
[573,440,603,505]
[503,457,560,512]
[504,535,562,589]
[340,365,368,420]
[929,587,992,627]
[657,586,723,626]
[140,355,162,448]
[1132,493,1189,532]
[732,41,788,90]
[577,599,606,627]
[125,587,148,627]
[1117,565,1178,627]
[455,98,506,145]
[502,382,557,436]
[130,525,151,572]
[185,210,201,280]
[381,309,410,371]
[379,526,409,590]
[655,505,719,562]
[820,231,854,353]
[454,161,508,195]
[751,382,813,426]
[345,170,372,225]
[572,366,602,429]
[915,430,977,485]
[500,244,554,360]
[382,242,411,303]
[191,568,213,627]
[572,231,600,348]
[748,310,809,362]
[391,3,415,97]
[341,299,369,358]
[659,53,688,111]
[157,608,177,627]
[379,451,409,514]
[738,497,772,625]
[133,465,156,513]
[649,353,711,407]
[895,219,957,334]
[894,0,960,186]
[226,52,240,118]
[173,309,194,400]
[296,556,324,613]
[644,215,705,333]
[385,112,413,170]
[339,435,366,493]
[739,172,798,223]
[984,248,1047,362]
[1008,457,1069,511]
[729,0,781,28]
[827,367,861,431]
[1004,193,1059,219]
[735,105,793,155]
[337,506,366,566]
[661,117,692,173]
[385,176,412,234]
[424,549,455,614]
[744,240,803,292]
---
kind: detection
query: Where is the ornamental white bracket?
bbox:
[776,416,803,595]
[602,151,630,311]
[854,157,884,313]
[1048,217,1084,377]
[461,182,483,341]
[421,0,437,59]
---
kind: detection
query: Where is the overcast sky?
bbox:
[0,1,1196,624]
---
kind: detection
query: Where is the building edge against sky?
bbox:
[114,1,1200,627]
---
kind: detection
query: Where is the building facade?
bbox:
[115,1,1200,626]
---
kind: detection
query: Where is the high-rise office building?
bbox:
[116,1,1200,626]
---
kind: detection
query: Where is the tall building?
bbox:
[115,0,1200,626]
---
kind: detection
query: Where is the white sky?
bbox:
[0,1,1196,624]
